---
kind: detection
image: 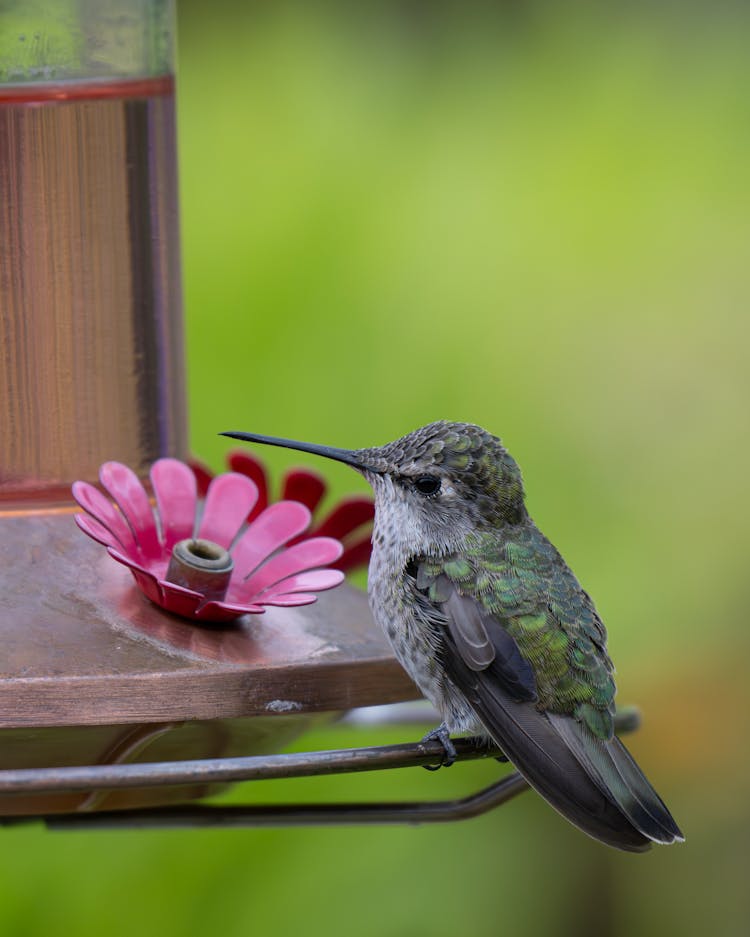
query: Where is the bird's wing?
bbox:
[417,526,617,737]
[411,532,683,851]
[419,567,537,697]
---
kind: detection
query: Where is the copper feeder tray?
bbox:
[0,507,418,817]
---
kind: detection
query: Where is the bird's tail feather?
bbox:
[547,713,684,845]
[473,680,683,851]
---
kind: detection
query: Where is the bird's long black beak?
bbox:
[221,431,377,473]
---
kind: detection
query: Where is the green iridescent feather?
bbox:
[418,525,617,739]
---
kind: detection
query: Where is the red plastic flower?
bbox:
[190,450,374,574]
[72,459,345,623]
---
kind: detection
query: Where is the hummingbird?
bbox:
[222,421,683,852]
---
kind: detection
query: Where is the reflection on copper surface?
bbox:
[0,77,186,499]
[114,574,336,668]
[76,721,181,812]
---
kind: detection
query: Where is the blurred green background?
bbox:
[2,1,749,935]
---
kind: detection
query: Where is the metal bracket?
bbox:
[0,709,640,831]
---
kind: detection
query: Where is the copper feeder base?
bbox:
[0,506,418,817]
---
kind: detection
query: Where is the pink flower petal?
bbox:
[259,593,318,607]
[75,512,121,550]
[241,537,343,597]
[72,480,138,553]
[310,496,375,540]
[335,535,373,573]
[151,458,198,549]
[188,458,214,498]
[157,579,205,618]
[102,547,163,605]
[129,568,164,605]
[260,568,345,598]
[196,599,265,620]
[228,451,269,521]
[107,547,152,578]
[192,605,246,623]
[99,462,161,560]
[230,502,312,584]
[197,472,259,548]
[281,468,327,512]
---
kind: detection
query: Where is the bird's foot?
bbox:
[421,723,457,771]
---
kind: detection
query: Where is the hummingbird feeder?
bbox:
[0,0,643,832]
[72,458,345,621]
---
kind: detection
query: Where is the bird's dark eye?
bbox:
[413,475,441,496]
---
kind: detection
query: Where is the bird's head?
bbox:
[222,421,526,554]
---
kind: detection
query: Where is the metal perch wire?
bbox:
[0,709,640,831]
